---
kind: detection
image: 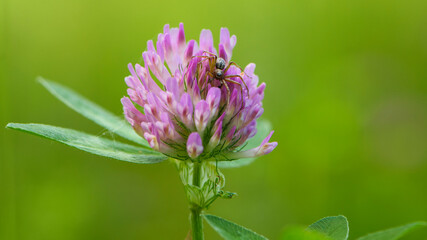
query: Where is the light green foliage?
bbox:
[38,77,148,147]
[217,119,272,168]
[205,214,425,240]
[357,221,427,240]
[203,214,268,240]
[281,226,330,240]
[6,123,167,164]
[307,216,349,240]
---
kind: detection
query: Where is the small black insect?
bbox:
[191,51,249,103]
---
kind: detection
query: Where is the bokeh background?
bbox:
[1,0,427,239]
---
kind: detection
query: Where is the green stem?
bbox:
[192,161,201,187]
[191,161,204,240]
[191,207,203,240]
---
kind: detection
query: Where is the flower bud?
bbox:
[195,100,210,132]
[187,132,203,159]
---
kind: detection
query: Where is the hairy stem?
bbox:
[190,162,204,240]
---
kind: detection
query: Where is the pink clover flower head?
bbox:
[122,23,277,161]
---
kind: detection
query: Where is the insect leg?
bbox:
[207,71,214,78]
[223,78,244,102]
[223,74,250,95]
[222,79,231,105]
[224,61,243,72]
[202,50,217,57]
[223,78,246,111]
[224,62,252,79]
[190,55,212,60]
[211,56,217,70]
[196,56,214,76]
[186,56,213,79]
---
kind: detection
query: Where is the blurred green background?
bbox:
[1,0,427,239]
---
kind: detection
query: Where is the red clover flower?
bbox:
[122,23,277,162]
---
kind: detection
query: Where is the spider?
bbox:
[191,51,250,104]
